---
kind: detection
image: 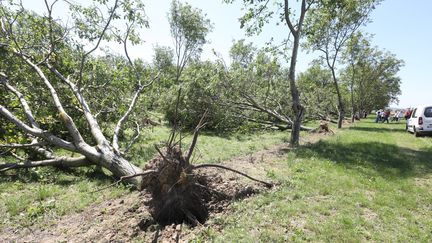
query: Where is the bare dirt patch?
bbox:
[0,175,264,242]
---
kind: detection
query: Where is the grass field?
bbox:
[1,119,431,241]
[194,119,432,242]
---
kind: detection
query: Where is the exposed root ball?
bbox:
[143,147,207,226]
[150,186,209,226]
[311,121,335,135]
[142,145,267,226]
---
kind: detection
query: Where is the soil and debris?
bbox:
[0,143,294,242]
[1,174,260,242]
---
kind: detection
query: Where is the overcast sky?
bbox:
[21,0,432,108]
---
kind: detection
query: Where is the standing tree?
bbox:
[224,0,315,147]
[342,32,373,121]
[304,0,381,128]
[0,0,155,188]
[297,60,337,122]
[164,0,213,130]
[168,0,213,83]
[340,38,403,114]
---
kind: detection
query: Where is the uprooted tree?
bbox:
[0,0,271,225]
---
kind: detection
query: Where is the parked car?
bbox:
[406,105,432,137]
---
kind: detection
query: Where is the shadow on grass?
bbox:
[294,140,432,179]
[348,124,406,133]
[0,165,114,186]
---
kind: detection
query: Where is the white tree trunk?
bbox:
[94,144,144,189]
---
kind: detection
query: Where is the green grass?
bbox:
[2,119,431,241]
[0,167,127,228]
[194,119,432,242]
[0,126,287,230]
[127,126,288,167]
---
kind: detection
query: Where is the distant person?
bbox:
[391,110,400,122]
[382,110,390,123]
[397,110,404,121]
[375,109,382,123]
[404,109,412,120]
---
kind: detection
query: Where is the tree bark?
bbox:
[92,144,144,189]
[284,0,308,147]
[329,67,344,129]
[337,103,345,129]
[350,79,355,123]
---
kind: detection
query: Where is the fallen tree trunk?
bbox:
[238,115,313,131]
[317,113,338,124]
[0,41,151,189]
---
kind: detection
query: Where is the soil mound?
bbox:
[142,146,262,226]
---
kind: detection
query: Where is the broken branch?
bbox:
[185,110,208,164]
[0,156,89,172]
[0,141,48,148]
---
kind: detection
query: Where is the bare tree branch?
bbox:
[241,93,291,124]
[46,63,109,146]
[0,72,57,158]
[9,151,26,161]
[154,145,170,164]
[0,141,48,148]
[122,21,136,70]
[34,0,60,65]
[0,156,89,172]
[77,0,120,88]
[9,49,87,147]
[167,88,182,147]
[185,110,208,164]
[92,169,158,193]
[284,0,297,36]
[121,121,141,154]
[0,72,39,127]
[112,71,159,152]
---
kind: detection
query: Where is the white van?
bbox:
[406,105,432,137]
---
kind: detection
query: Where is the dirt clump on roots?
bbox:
[137,112,271,227]
[143,146,208,226]
[142,145,266,227]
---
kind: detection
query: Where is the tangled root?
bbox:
[141,145,271,226]
[143,147,208,226]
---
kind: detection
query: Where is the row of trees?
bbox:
[155,35,402,131]
[0,0,402,188]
